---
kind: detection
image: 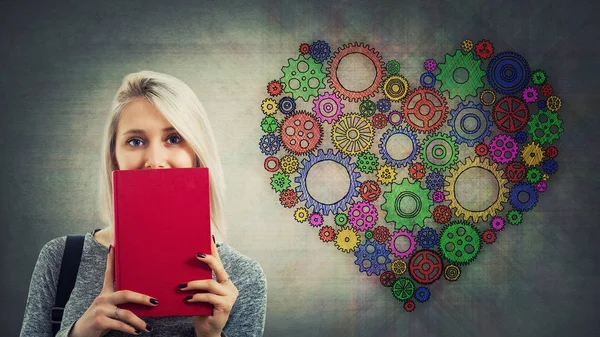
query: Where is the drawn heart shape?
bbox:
[259,39,562,311]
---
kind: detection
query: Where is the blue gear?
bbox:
[259,134,280,155]
[514,131,528,144]
[538,100,546,110]
[353,239,392,276]
[416,227,438,249]
[295,148,361,215]
[377,98,391,113]
[448,102,493,147]
[414,286,430,302]
[486,51,531,95]
[309,40,331,63]
[542,159,558,175]
[426,171,445,191]
[420,72,436,88]
[278,97,296,114]
[509,183,538,212]
[379,127,420,168]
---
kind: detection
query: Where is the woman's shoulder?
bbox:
[217,243,266,282]
[36,232,96,266]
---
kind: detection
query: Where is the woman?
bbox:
[19,71,267,337]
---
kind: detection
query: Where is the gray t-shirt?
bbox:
[20,231,267,337]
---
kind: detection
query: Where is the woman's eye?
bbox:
[167,135,182,144]
[127,138,143,147]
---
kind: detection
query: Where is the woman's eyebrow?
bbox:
[122,127,176,136]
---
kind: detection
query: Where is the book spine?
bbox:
[112,171,120,291]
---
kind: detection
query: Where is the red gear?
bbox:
[279,189,298,208]
[540,83,553,97]
[505,162,527,183]
[319,226,336,242]
[360,180,381,202]
[475,143,488,157]
[372,113,388,129]
[380,271,396,287]
[299,43,310,55]
[482,229,496,244]
[409,249,443,284]
[279,111,323,155]
[545,146,558,158]
[493,96,529,132]
[267,80,283,97]
[373,226,390,243]
[409,162,426,180]
[404,300,415,312]
[475,39,494,59]
[433,205,452,224]
[264,156,280,172]
[402,87,449,133]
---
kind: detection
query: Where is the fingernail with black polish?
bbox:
[184,295,193,301]
[178,283,187,289]
[150,298,158,305]
[134,329,141,334]
[108,245,112,254]
[146,325,153,332]
[212,235,215,244]
[196,252,205,258]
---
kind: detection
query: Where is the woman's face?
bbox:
[114,98,196,170]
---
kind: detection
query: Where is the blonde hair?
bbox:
[97,70,227,241]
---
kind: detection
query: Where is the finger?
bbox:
[102,245,115,293]
[111,290,159,307]
[211,236,221,261]
[103,307,151,333]
[196,253,229,283]
[179,280,230,296]
[185,292,233,310]
[98,314,144,335]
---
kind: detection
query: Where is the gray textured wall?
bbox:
[2,0,599,336]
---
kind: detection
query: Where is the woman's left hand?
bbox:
[180,238,238,337]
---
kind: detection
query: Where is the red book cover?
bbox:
[113,167,213,317]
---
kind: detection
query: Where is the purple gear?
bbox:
[309,212,324,227]
[432,191,445,203]
[349,201,378,231]
[522,86,539,103]
[488,134,519,164]
[536,181,547,192]
[424,59,437,72]
[388,110,403,126]
[388,229,417,259]
[312,92,344,124]
[354,239,392,276]
[491,216,505,231]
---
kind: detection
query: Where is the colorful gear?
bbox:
[420,133,459,171]
[475,39,494,59]
[264,156,280,172]
[488,134,519,164]
[377,164,397,185]
[319,226,336,242]
[461,39,474,52]
[359,99,377,117]
[388,229,417,259]
[295,148,361,215]
[380,271,396,287]
[531,70,547,85]
[527,109,563,145]
[379,127,420,168]
[522,87,539,103]
[373,225,390,243]
[526,167,542,184]
[414,286,431,303]
[424,59,437,72]
[360,180,382,202]
[261,116,278,133]
[261,98,278,115]
[425,171,445,191]
[356,152,379,174]
[349,201,378,232]
[542,159,558,175]
[280,54,327,101]
[392,277,415,301]
[259,133,281,156]
[386,60,401,75]
[279,189,298,208]
[377,98,392,113]
[279,111,323,155]
[409,162,426,180]
[482,229,496,244]
[280,155,299,174]
[507,209,523,225]
[299,43,310,55]
[537,181,547,192]
[404,301,416,312]
[382,178,433,230]
[448,101,493,147]
[420,72,435,88]
[520,142,545,167]
[436,50,486,100]
[541,83,553,97]
[509,183,538,212]
[445,157,509,222]
[491,216,505,231]
[334,228,361,253]
[365,230,374,240]
[493,96,529,132]
[479,89,496,106]
[354,239,392,276]
[416,227,438,249]
[433,205,452,224]
[312,92,344,124]
[326,42,386,102]
[383,75,410,101]
[476,143,488,157]
[439,220,482,265]
[294,207,309,223]
[309,212,324,227]
[388,110,403,126]
[335,213,348,226]
[545,146,558,158]
[409,249,443,285]
[542,173,550,181]
[278,97,296,114]
[538,100,547,110]
[309,40,331,62]
[402,87,449,133]
[331,113,375,155]
[514,131,528,144]
[270,172,291,192]
[432,191,445,203]
[372,113,388,129]
[505,162,527,183]
[267,80,283,96]
[391,259,407,274]
[487,51,530,95]
[444,264,461,281]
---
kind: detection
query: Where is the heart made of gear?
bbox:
[258,39,562,311]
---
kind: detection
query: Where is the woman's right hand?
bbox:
[68,246,157,337]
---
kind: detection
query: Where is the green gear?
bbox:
[392,277,415,301]
[261,116,278,133]
[420,133,459,171]
[531,70,547,85]
[365,230,374,240]
[270,172,290,192]
[527,109,563,145]
[436,50,486,100]
[356,152,379,174]
[381,178,433,230]
[359,99,377,117]
[526,167,542,184]
[280,54,327,102]
[439,221,482,265]
[335,213,348,226]
[386,60,401,75]
[507,210,523,225]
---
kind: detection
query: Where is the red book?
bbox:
[113,167,213,317]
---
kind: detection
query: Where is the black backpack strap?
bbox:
[52,235,85,335]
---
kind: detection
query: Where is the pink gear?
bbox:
[349,201,378,231]
[312,92,345,124]
[432,191,445,203]
[491,216,505,231]
[309,212,324,227]
[488,134,519,164]
[388,229,417,259]
[424,59,437,72]
[536,181,547,192]
[522,87,539,103]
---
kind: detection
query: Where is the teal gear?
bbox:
[436,50,486,100]
[392,277,415,301]
[531,70,547,85]
[381,178,433,230]
[357,152,379,174]
[420,133,459,171]
[280,54,327,102]
[507,209,523,225]
[526,167,542,184]
[527,109,563,145]
[335,213,349,226]
[261,116,278,133]
[439,221,482,265]
[270,172,290,192]
[386,60,401,75]
[359,99,377,117]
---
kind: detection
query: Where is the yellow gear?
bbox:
[382,75,409,101]
[294,207,308,223]
[334,228,360,253]
[391,259,407,274]
[280,155,299,174]
[376,164,397,185]
[546,95,562,112]
[461,39,474,52]
[445,156,509,222]
[542,173,549,181]
[261,98,277,115]
[479,89,496,106]
[521,142,545,167]
[444,264,461,281]
[331,113,374,155]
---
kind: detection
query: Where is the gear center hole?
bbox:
[336,53,377,92]
[454,167,500,213]
[306,160,351,205]
[385,133,415,162]
[453,67,470,84]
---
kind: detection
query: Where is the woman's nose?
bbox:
[144,143,168,169]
